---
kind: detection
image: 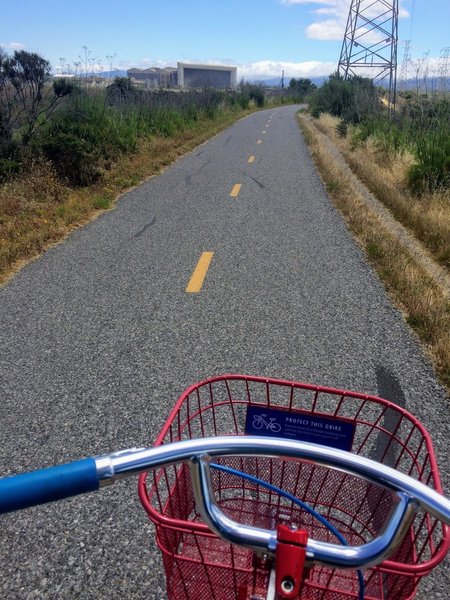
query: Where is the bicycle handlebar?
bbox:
[1,436,449,570]
[0,458,99,513]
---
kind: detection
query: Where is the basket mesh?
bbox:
[139,376,448,600]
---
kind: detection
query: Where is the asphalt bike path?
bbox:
[0,105,448,598]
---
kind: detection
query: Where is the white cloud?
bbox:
[0,42,26,51]
[279,0,351,10]
[279,0,341,5]
[232,59,337,79]
[279,1,409,42]
[306,19,344,41]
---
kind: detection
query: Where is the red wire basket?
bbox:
[138,375,449,600]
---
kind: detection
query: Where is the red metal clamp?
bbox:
[275,524,308,599]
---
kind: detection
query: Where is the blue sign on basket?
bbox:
[245,405,355,451]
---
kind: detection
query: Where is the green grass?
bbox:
[92,196,111,210]
[326,180,344,194]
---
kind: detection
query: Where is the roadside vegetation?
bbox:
[0,50,311,285]
[302,73,450,390]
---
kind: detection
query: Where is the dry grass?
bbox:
[299,114,450,392]
[0,109,251,286]
[314,114,450,270]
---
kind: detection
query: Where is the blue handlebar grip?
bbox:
[0,458,99,514]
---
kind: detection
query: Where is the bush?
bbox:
[0,158,21,182]
[408,129,450,193]
[0,138,21,182]
[237,92,250,109]
[310,105,322,119]
[41,129,103,185]
[310,73,381,125]
[38,86,239,185]
[38,90,147,185]
[237,82,266,108]
[336,119,348,137]
[106,77,138,105]
[249,86,265,107]
[310,72,449,194]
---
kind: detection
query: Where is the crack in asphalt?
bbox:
[243,170,267,190]
[134,216,157,238]
[184,159,212,186]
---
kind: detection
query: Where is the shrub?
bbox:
[0,158,21,182]
[39,92,141,185]
[408,129,450,192]
[310,105,322,119]
[336,119,348,137]
[310,73,381,125]
[41,129,103,185]
[237,92,250,109]
[249,85,265,107]
[106,77,138,105]
[93,196,111,209]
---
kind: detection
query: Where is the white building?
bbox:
[177,63,237,90]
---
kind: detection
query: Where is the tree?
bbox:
[7,50,52,141]
[0,48,15,143]
[106,77,136,105]
[288,78,317,96]
[1,50,74,144]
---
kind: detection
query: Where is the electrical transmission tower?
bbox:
[437,47,450,94]
[399,39,411,91]
[338,0,399,109]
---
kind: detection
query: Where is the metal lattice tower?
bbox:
[338,0,399,108]
[399,39,411,90]
[437,47,450,94]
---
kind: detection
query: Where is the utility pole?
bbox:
[338,0,399,113]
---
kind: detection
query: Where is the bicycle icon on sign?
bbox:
[252,413,281,433]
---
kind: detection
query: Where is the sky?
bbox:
[1,0,449,80]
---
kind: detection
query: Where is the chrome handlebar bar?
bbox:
[95,436,450,569]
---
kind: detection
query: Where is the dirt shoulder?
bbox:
[299,112,450,392]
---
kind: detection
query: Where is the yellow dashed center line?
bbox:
[248,156,255,163]
[230,183,242,197]
[186,252,214,293]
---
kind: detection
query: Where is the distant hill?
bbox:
[248,76,327,88]
[97,70,129,79]
[256,75,449,91]
[397,76,449,92]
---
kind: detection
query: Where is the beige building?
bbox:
[127,67,178,88]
